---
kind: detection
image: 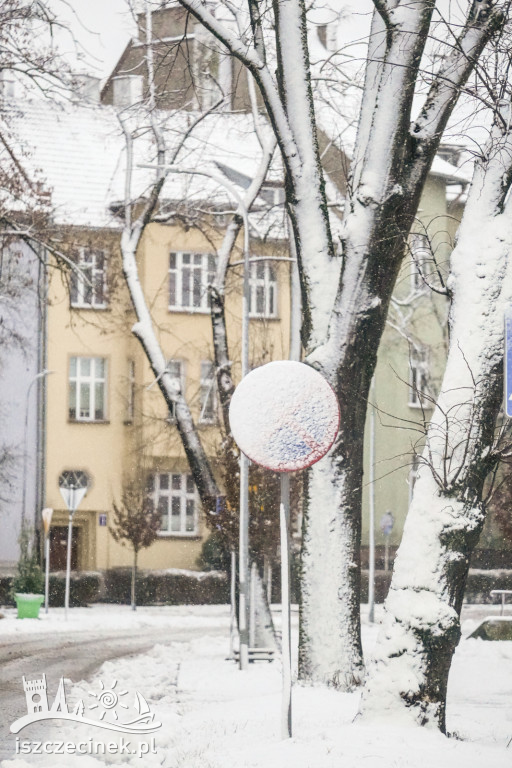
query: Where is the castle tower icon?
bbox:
[22,674,49,714]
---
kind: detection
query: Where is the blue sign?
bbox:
[380,511,394,536]
[98,513,107,527]
[506,308,512,418]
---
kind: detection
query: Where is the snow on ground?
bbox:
[1,604,511,768]
[0,603,230,636]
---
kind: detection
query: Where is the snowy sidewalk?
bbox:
[1,604,511,767]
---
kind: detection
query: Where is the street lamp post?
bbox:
[21,369,54,530]
[41,507,53,613]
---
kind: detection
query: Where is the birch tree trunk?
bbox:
[361,111,512,729]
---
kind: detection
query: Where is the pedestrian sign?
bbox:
[506,307,512,417]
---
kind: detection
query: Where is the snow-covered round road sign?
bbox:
[229,361,340,472]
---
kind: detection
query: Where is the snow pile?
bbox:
[229,361,340,472]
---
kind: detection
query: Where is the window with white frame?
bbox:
[249,260,277,318]
[148,472,198,535]
[69,357,107,421]
[70,248,107,308]
[409,355,429,408]
[199,360,216,423]
[409,233,431,292]
[169,252,215,311]
[166,360,184,423]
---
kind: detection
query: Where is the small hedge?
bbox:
[360,569,512,605]
[462,569,512,604]
[103,568,229,606]
[48,571,104,607]
[1,567,510,608]
[0,571,103,607]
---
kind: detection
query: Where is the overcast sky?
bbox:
[53,0,137,81]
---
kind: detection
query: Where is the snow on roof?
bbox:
[2,91,470,235]
[1,99,285,233]
[430,156,471,184]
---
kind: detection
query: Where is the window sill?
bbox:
[408,402,431,410]
[68,419,110,424]
[249,315,280,321]
[168,306,210,315]
[157,532,201,540]
[70,304,109,312]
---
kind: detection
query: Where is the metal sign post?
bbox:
[41,508,53,614]
[279,472,292,739]
[505,306,512,417]
[229,361,340,740]
[380,511,394,572]
[58,472,89,620]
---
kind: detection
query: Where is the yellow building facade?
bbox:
[44,222,291,572]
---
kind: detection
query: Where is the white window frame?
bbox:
[166,360,185,423]
[69,357,107,422]
[70,247,108,309]
[409,233,431,292]
[249,259,278,319]
[169,251,215,312]
[149,472,199,537]
[409,355,429,408]
[199,360,217,424]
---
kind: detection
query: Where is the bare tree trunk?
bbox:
[361,112,512,728]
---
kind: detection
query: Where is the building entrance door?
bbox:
[49,526,79,570]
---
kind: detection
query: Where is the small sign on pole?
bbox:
[380,511,394,572]
[58,471,89,620]
[229,361,340,740]
[505,307,512,417]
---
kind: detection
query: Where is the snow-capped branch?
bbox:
[248,0,266,64]
[371,0,394,29]
[408,0,505,183]
[210,132,277,432]
[176,0,304,184]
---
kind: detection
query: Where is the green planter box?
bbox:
[15,593,44,619]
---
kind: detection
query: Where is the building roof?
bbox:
[1,99,285,234]
[1,92,469,235]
